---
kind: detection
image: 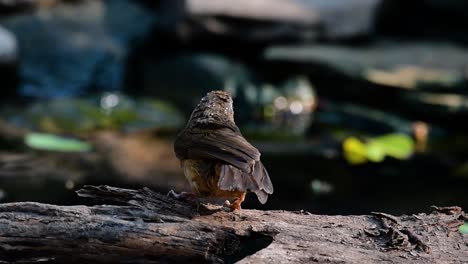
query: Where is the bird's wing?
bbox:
[174,127,260,171]
[174,127,273,202]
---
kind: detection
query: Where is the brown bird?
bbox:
[171,90,273,210]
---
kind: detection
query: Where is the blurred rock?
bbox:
[0,0,155,98]
[265,42,468,90]
[158,0,382,42]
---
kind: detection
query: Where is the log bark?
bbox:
[0,185,466,263]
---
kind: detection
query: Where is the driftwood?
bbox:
[0,185,466,263]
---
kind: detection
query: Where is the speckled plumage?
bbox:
[174,90,273,210]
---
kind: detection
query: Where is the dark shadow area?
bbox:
[1,0,468,219]
[224,231,275,264]
[376,0,468,44]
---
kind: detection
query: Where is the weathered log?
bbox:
[0,185,466,263]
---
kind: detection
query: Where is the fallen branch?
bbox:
[0,185,466,263]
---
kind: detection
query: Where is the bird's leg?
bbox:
[227,192,246,211]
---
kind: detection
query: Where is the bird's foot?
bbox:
[223,200,241,211]
[223,200,231,209]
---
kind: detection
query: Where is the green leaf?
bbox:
[460,223,468,234]
[343,133,414,165]
[369,134,414,160]
[343,137,367,165]
[366,141,386,162]
[25,133,92,152]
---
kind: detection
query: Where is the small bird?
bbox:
[172,90,273,210]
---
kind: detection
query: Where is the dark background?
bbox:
[0,0,468,216]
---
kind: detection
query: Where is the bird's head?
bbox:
[186,90,235,129]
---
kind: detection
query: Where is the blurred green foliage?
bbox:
[25,133,92,152]
[460,223,468,234]
[2,94,184,134]
[343,134,414,165]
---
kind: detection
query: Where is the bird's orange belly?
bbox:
[182,159,244,199]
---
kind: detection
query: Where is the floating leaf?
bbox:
[343,134,414,165]
[369,134,414,160]
[25,133,92,152]
[366,141,386,162]
[460,223,468,234]
[343,137,367,165]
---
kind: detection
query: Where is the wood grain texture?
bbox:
[0,185,466,263]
